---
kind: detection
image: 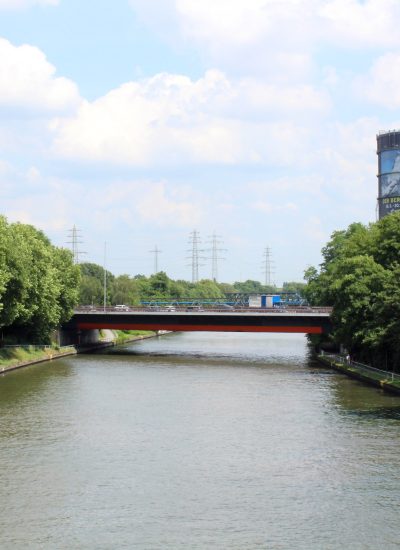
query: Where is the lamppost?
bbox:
[103,241,107,312]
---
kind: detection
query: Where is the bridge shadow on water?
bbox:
[95,347,306,369]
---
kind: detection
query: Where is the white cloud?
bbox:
[130,0,400,77]
[320,117,378,200]
[131,0,316,78]
[135,182,201,227]
[354,53,400,109]
[251,201,274,214]
[0,38,80,113]
[320,0,400,48]
[50,70,328,166]
[0,0,58,9]
[303,215,327,242]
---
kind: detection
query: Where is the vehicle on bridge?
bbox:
[114,304,130,311]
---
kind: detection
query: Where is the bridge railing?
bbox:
[321,351,400,382]
[75,306,333,314]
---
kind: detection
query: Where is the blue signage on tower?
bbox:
[377,130,400,218]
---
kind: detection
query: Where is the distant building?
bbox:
[377,130,400,219]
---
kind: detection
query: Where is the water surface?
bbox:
[1,332,399,549]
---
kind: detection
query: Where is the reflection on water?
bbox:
[1,332,399,549]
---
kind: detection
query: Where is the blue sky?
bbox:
[1,0,399,284]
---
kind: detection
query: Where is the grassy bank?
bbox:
[0,345,76,372]
[0,331,159,374]
[113,330,157,345]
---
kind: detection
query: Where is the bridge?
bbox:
[66,306,332,335]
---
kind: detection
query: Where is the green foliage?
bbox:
[78,262,114,305]
[79,263,307,310]
[0,345,75,368]
[233,279,277,294]
[0,216,80,342]
[110,274,140,305]
[79,267,230,305]
[281,281,307,294]
[304,211,400,370]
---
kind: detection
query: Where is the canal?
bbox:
[1,332,400,549]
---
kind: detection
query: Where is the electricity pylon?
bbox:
[67,225,86,264]
[187,230,204,283]
[262,246,275,286]
[206,232,226,282]
[149,245,162,274]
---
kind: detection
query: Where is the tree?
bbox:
[79,275,104,305]
[189,279,224,300]
[78,262,114,305]
[148,272,170,297]
[0,216,11,318]
[281,281,306,295]
[233,280,277,294]
[53,248,81,323]
[110,275,140,305]
[0,217,80,342]
[303,211,400,370]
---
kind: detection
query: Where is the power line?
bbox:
[66,225,86,264]
[149,245,162,274]
[206,231,226,282]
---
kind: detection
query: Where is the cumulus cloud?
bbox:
[50,69,328,166]
[130,0,400,77]
[0,38,80,113]
[135,182,201,227]
[320,0,400,48]
[353,53,400,109]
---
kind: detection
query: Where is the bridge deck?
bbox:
[69,307,332,334]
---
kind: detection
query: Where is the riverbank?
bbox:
[0,330,161,375]
[112,330,157,345]
[0,346,77,374]
[318,353,400,396]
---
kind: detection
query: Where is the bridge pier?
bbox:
[60,327,102,347]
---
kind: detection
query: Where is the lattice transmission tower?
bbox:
[67,225,86,264]
[187,230,203,283]
[207,232,226,282]
[262,246,275,286]
[149,245,162,274]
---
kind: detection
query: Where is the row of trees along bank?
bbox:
[304,211,400,372]
[79,263,305,306]
[0,216,80,343]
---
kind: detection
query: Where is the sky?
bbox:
[0,0,399,285]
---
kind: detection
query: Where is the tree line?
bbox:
[304,211,400,371]
[79,263,304,306]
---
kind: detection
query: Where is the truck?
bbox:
[248,294,281,308]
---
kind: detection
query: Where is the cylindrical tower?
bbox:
[377,130,400,218]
